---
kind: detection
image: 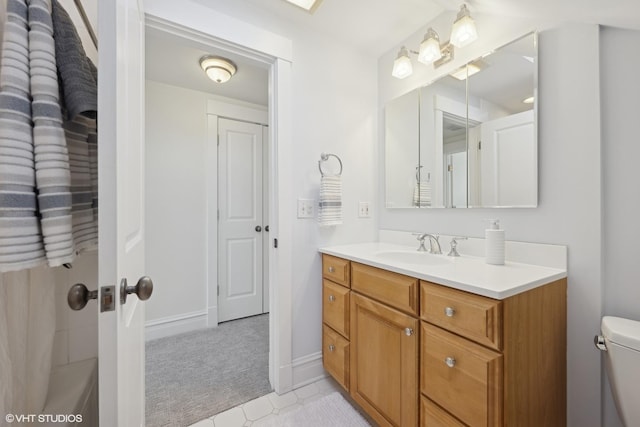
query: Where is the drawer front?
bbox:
[421,323,502,427]
[421,281,502,350]
[323,280,350,338]
[322,254,351,287]
[421,396,466,427]
[352,262,418,315]
[323,325,349,391]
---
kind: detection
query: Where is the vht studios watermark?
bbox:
[5,414,83,424]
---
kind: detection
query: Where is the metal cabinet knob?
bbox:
[67,283,98,311]
[445,357,456,368]
[405,327,414,336]
[328,266,335,273]
[120,276,154,304]
[328,344,335,352]
[444,307,455,317]
[328,295,336,302]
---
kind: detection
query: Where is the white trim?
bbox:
[144,310,208,341]
[143,12,293,396]
[206,114,219,329]
[291,352,326,389]
[207,306,218,328]
[207,99,268,125]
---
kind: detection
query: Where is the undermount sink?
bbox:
[374,250,451,266]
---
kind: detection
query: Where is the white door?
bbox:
[218,118,265,322]
[97,1,149,426]
[480,110,536,206]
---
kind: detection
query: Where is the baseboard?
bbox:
[207,306,218,328]
[145,310,208,341]
[291,351,325,390]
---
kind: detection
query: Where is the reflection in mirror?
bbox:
[384,32,537,209]
[467,33,537,207]
[385,90,419,208]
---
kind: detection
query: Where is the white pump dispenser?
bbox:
[485,219,505,265]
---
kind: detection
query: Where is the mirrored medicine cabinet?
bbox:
[385,32,538,209]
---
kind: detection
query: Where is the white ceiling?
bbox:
[66,0,640,106]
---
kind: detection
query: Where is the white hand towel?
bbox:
[318,175,342,226]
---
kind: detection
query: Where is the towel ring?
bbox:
[318,153,343,177]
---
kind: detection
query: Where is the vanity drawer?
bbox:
[323,324,350,391]
[351,262,418,315]
[323,279,350,338]
[322,254,351,287]
[421,396,466,427]
[421,281,502,350]
[421,323,502,427]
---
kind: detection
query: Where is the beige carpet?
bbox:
[145,314,271,427]
[253,392,371,427]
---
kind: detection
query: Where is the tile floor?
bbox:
[187,377,347,427]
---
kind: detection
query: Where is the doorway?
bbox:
[143,22,274,425]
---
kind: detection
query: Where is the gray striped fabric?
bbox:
[0,0,47,272]
[52,0,97,253]
[0,0,98,272]
[29,0,75,267]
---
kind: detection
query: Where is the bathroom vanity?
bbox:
[319,242,567,427]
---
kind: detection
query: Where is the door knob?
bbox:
[255,225,262,232]
[120,276,154,304]
[67,284,98,311]
[265,225,269,232]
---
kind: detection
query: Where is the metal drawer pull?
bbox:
[405,327,414,336]
[444,307,455,317]
[445,357,456,368]
[328,266,335,273]
[328,344,335,352]
[329,295,336,302]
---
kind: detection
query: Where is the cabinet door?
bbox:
[350,293,418,427]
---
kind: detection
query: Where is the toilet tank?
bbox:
[601,316,640,427]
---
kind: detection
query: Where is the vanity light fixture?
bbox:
[282,0,323,13]
[392,46,413,79]
[391,3,478,79]
[450,4,478,48]
[200,55,237,83]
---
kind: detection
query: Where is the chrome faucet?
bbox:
[413,233,442,254]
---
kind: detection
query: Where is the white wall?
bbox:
[144,80,210,336]
[379,23,603,427]
[600,26,640,427]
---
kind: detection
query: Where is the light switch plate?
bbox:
[297,199,314,218]
[358,201,371,218]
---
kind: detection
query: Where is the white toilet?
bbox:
[596,316,640,426]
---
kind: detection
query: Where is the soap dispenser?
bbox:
[485,219,505,265]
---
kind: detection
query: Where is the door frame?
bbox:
[144,11,294,394]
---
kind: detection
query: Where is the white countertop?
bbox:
[319,242,567,300]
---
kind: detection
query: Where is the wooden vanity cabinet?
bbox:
[320,254,567,427]
[420,279,567,427]
[321,255,351,391]
[350,292,418,427]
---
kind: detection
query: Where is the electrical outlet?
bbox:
[297,199,314,218]
[358,201,371,218]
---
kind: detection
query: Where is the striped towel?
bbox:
[29,0,75,267]
[413,182,431,207]
[0,0,47,272]
[52,0,98,253]
[318,175,342,227]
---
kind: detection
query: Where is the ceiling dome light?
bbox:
[392,46,413,79]
[450,4,478,48]
[199,56,237,83]
[418,28,442,64]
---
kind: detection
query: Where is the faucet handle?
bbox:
[447,236,468,257]
[412,233,428,251]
